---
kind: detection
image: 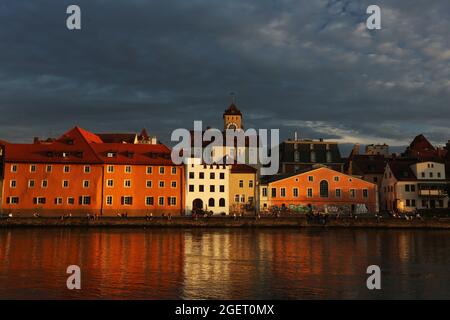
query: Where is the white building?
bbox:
[184,158,230,215]
[381,160,449,213]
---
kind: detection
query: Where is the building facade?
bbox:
[229,164,257,214]
[1,127,185,217]
[266,167,378,214]
[184,158,230,215]
[381,160,449,213]
[279,133,344,174]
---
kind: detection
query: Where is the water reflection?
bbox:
[0,228,449,299]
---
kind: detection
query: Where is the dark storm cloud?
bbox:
[0,0,450,154]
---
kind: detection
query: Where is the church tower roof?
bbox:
[223,103,242,117]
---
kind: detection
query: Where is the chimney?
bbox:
[33,137,40,144]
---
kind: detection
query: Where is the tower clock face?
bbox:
[226,123,237,130]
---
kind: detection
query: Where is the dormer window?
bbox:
[62,152,69,158]
[127,152,134,158]
[67,139,74,145]
[107,152,116,158]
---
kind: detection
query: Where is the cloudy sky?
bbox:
[0,0,449,155]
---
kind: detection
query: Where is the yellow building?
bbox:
[229,164,257,215]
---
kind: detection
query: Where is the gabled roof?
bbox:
[96,133,137,144]
[387,160,417,181]
[223,103,242,117]
[231,163,257,174]
[348,155,386,175]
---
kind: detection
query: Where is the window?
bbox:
[235,195,240,203]
[11,164,18,173]
[107,179,114,187]
[171,167,177,175]
[239,180,244,188]
[10,180,17,188]
[84,166,91,173]
[82,196,91,205]
[350,189,356,198]
[67,197,74,205]
[83,180,90,188]
[122,196,132,205]
[210,185,215,192]
[33,197,46,204]
[335,189,341,198]
[159,167,165,174]
[171,181,177,188]
[55,197,63,205]
[219,198,225,207]
[262,187,267,197]
[249,180,254,188]
[208,198,215,207]
[334,176,339,182]
[107,165,114,173]
[189,172,195,179]
[307,188,313,198]
[64,165,70,173]
[280,188,286,197]
[46,165,52,173]
[406,199,411,207]
[159,181,165,188]
[199,172,205,179]
[158,197,164,206]
[7,197,19,204]
[30,164,37,173]
[271,188,276,197]
[63,180,69,188]
[240,195,245,203]
[405,185,410,192]
[293,188,299,197]
[146,197,154,206]
[146,166,152,174]
[421,172,425,178]
[219,185,225,192]
[42,180,48,188]
[106,196,113,206]
[125,166,132,173]
[124,179,131,188]
[319,180,329,198]
[28,180,35,188]
[308,176,314,182]
[220,173,225,179]
[189,185,194,192]
[363,189,368,198]
[169,197,177,206]
[412,199,416,207]
[199,185,204,192]
[146,180,152,188]
[429,172,433,178]
[210,172,215,179]
[438,172,442,178]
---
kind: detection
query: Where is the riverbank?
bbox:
[1,216,450,229]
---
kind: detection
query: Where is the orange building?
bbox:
[1,127,184,217]
[266,166,378,214]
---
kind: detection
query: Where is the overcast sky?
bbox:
[1,0,449,156]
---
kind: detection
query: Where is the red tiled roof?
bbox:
[231,163,257,174]
[4,126,174,165]
[388,160,417,181]
[96,133,137,144]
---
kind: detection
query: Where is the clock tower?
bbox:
[223,95,242,130]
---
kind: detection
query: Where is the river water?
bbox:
[0,228,449,299]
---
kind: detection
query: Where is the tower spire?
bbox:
[230,92,236,105]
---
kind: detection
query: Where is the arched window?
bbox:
[208,198,215,207]
[219,198,225,207]
[320,180,329,198]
